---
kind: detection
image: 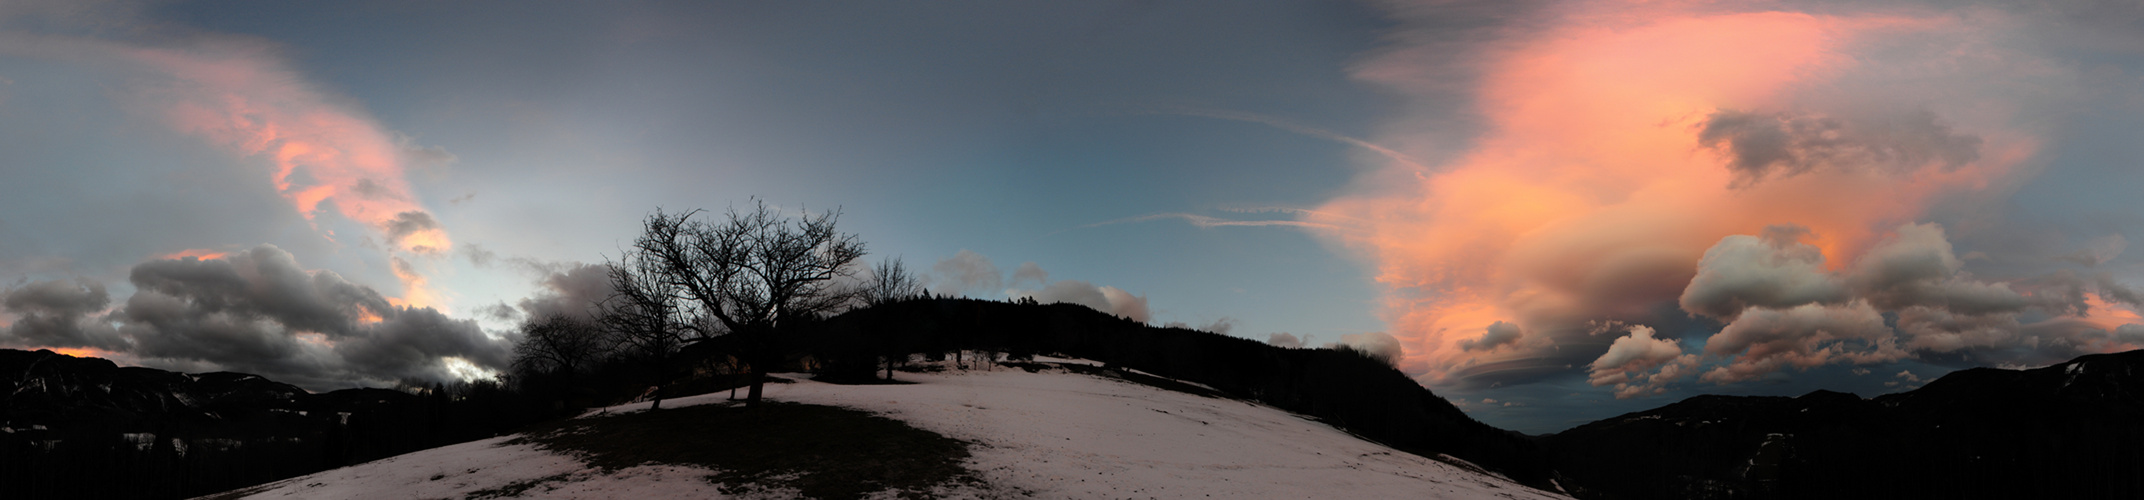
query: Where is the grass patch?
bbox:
[520,401,975,499]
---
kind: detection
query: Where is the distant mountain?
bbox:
[1543,349,2144,499]
[0,349,541,500]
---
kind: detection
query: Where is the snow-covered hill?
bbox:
[209,358,1569,499]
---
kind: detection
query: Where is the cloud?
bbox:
[1700,301,1904,384]
[0,245,512,390]
[1267,332,1307,349]
[0,278,125,351]
[1313,3,2062,388]
[1674,222,2117,378]
[1079,212,1352,233]
[2096,274,2142,306]
[1458,321,1524,352]
[2058,234,2128,267]
[2115,324,2144,344]
[1586,325,1699,399]
[929,249,1002,296]
[515,262,614,321]
[382,211,448,255]
[925,250,1154,323]
[1011,261,1049,288]
[1697,107,1983,188]
[1015,279,1151,323]
[0,24,456,308]
[1679,225,1849,321]
[1851,223,2031,314]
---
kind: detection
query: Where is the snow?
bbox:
[209,435,733,500]
[218,359,1568,499]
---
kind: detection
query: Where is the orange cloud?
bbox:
[154,248,229,261]
[103,39,455,308]
[1318,4,2045,386]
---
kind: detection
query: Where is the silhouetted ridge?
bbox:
[0,349,545,500]
[1544,349,2144,499]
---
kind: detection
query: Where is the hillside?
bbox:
[209,357,1571,499]
[799,299,1551,485]
[0,349,546,499]
[1544,349,2144,499]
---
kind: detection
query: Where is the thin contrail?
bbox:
[1078,213,1354,231]
[1050,107,1402,238]
[1146,106,1430,172]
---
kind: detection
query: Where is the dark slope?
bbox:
[0,349,544,500]
[791,298,1554,487]
[1544,349,2144,499]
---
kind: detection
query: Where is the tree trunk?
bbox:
[745,368,765,407]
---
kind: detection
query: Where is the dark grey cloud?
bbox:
[2097,273,2143,306]
[129,246,392,337]
[1459,321,1523,352]
[1699,107,1983,187]
[382,211,444,253]
[514,262,612,321]
[476,302,520,323]
[1,245,512,391]
[0,278,125,350]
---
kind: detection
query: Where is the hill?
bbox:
[796,298,1552,485]
[209,357,1571,499]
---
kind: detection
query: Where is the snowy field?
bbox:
[212,358,1569,499]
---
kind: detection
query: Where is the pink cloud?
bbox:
[1315,2,2061,387]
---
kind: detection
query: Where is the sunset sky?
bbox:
[3,0,2141,433]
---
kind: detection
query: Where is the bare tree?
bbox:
[600,247,695,410]
[861,257,924,380]
[511,314,607,380]
[626,200,866,407]
[862,256,922,307]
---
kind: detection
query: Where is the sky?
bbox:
[1,0,2140,434]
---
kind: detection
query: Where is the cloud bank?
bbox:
[0,13,456,309]
[0,246,510,390]
[1308,0,2141,392]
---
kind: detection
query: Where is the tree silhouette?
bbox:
[862,257,923,380]
[600,247,695,410]
[861,257,922,307]
[623,200,866,407]
[511,314,608,406]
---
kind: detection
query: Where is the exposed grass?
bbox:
[519,401,976,499]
